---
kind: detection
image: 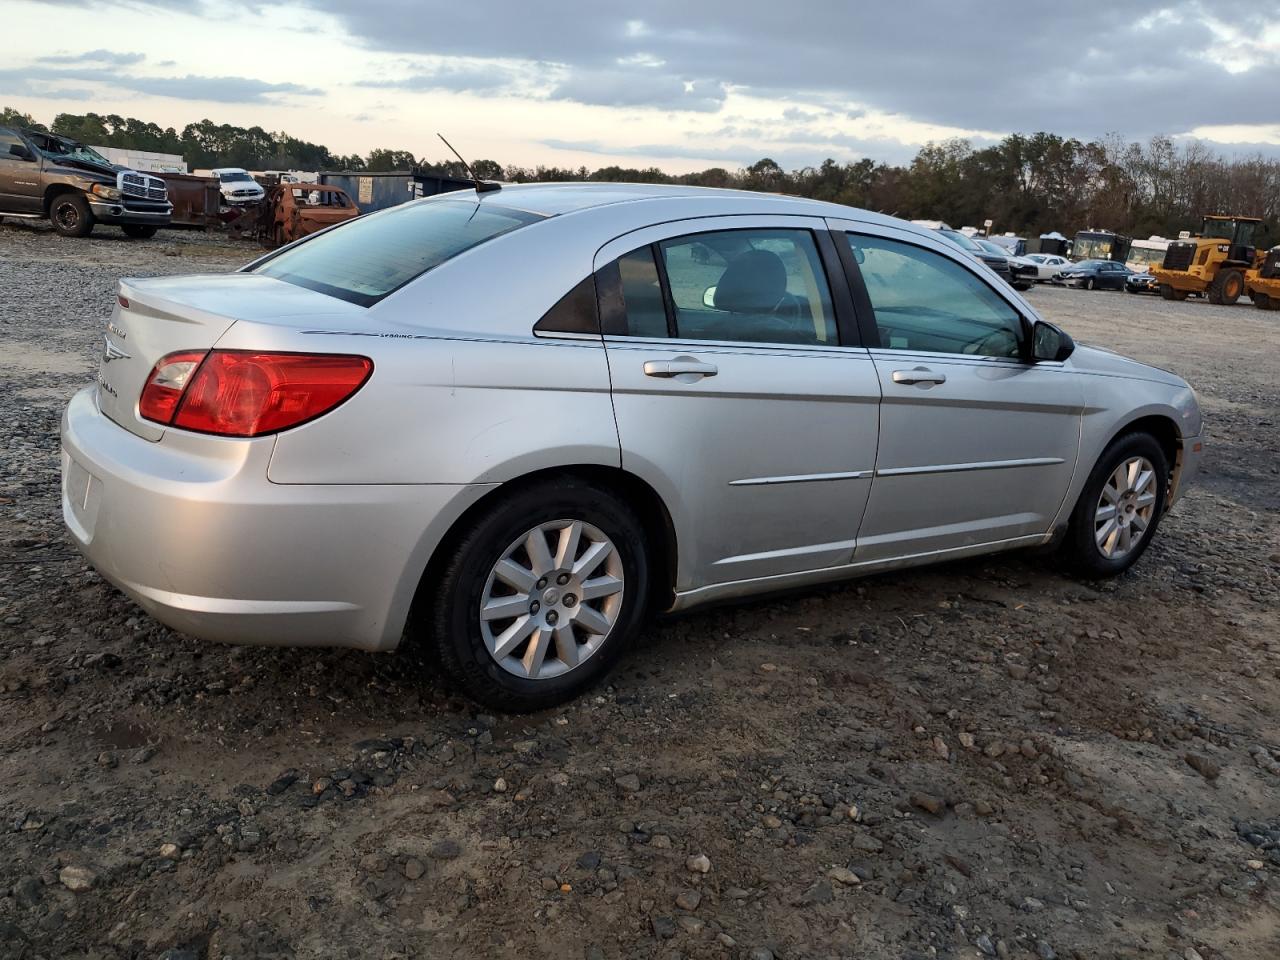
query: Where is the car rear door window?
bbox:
[845,233,1024,358]
[599,229,838,346]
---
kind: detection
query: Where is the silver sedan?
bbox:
[62,184,1204,710]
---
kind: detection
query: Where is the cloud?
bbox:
[41,49,146,66]
[356,62,528,95]
[548,71,725,112]
[0,65,320,103]
[289,0,1277,138]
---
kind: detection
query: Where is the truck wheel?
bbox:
[1208,269,1243,305]
[122,224,157,239]
[51,193,94,238]
[1253,293,1271,310]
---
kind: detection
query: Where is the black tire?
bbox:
[50,193,94,237]
[1252,292,1270,310]
[1208,268,1243,305]
[422,478,650,712]
[122,224,157,239]
[1013,281,1033,292]
[1062,432,1168,579]
[1083,277,1094,290]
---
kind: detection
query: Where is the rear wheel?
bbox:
[422,479,650,712]
[1063,433,1168,578]
[50,193,94,238]
[1208,268,1243,305]
[122,224,157,239]
[1252,292,1271,310]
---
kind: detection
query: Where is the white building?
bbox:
[92,146,187,173]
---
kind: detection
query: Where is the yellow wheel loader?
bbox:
[1149,215,1262,305]
[1245,245,1280,310]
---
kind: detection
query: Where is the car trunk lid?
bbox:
[98,272,367,441]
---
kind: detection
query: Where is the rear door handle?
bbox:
[891,366,946,386]
[643,359,719,379]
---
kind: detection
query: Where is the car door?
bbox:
[596,216,881,592]
[0,129,42,213]
[825,218,1083,562]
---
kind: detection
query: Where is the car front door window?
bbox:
[843,234,1024,358]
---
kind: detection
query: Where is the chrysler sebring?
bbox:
[61,184,1203,710]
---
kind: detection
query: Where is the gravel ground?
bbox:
[1,219,1278,960]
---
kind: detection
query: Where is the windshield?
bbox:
[219,171,254,183]
[1072,260,1106,270]
[1127,246,1165,268]
[976,240,1007,256]
[34,135,110,166]
[1073,237,1114,260]
[938,229,982,252]
[253,197,546,306]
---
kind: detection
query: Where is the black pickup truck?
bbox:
[0,127,172,238]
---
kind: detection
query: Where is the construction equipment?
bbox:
[1149,215,1262,304]
[1244,245,1280,310]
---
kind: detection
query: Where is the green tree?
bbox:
[1,106,47,131]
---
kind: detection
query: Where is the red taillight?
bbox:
[139,350,372,437]
[138,350,207,424]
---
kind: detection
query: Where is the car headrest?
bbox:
[713,249,789,313]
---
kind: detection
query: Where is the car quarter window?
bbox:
[844,233,1025,359]
[598,228,838,346]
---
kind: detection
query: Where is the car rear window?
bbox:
[252,197,546,306]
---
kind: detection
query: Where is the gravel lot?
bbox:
[1,220,1278,960]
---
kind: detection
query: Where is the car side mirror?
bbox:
[1032,321,1074,362]
[702,285,717,308]
[9,143,33,161]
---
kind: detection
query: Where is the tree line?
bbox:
[4,106,1276,246]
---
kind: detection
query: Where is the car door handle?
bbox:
[643,359,719,379]
[891,366,946,386]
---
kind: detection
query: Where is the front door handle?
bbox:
[643,358,719,379]
[891,366,946,386]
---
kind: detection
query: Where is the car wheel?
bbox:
[1083,277,1094,290]
[122,224,157,239]
[423,478,650,711]
[51,193,94,238]
[1063,432,1168,579]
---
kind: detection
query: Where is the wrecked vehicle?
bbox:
[262,183,360,247]
[0,127,171,238]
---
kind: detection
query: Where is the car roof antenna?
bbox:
[437,133,501,195]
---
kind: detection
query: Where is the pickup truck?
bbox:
[0,126,172,238]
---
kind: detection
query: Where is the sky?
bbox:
[3,0,1279,172]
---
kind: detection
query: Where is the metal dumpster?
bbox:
[157,173,222,229]
[317,169,473,213]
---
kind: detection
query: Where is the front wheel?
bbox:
[1252,292,1270,310]
[421,479,650,711]
[51,193,94,237]
[1062,433,1168,578]
[1083,277,1094,291]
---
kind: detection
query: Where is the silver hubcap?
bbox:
[1095,456,1157,560]
[480,519,624,680]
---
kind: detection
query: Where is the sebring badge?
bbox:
[102,336,131,364]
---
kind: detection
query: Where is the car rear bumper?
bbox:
[60,386,492,652]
